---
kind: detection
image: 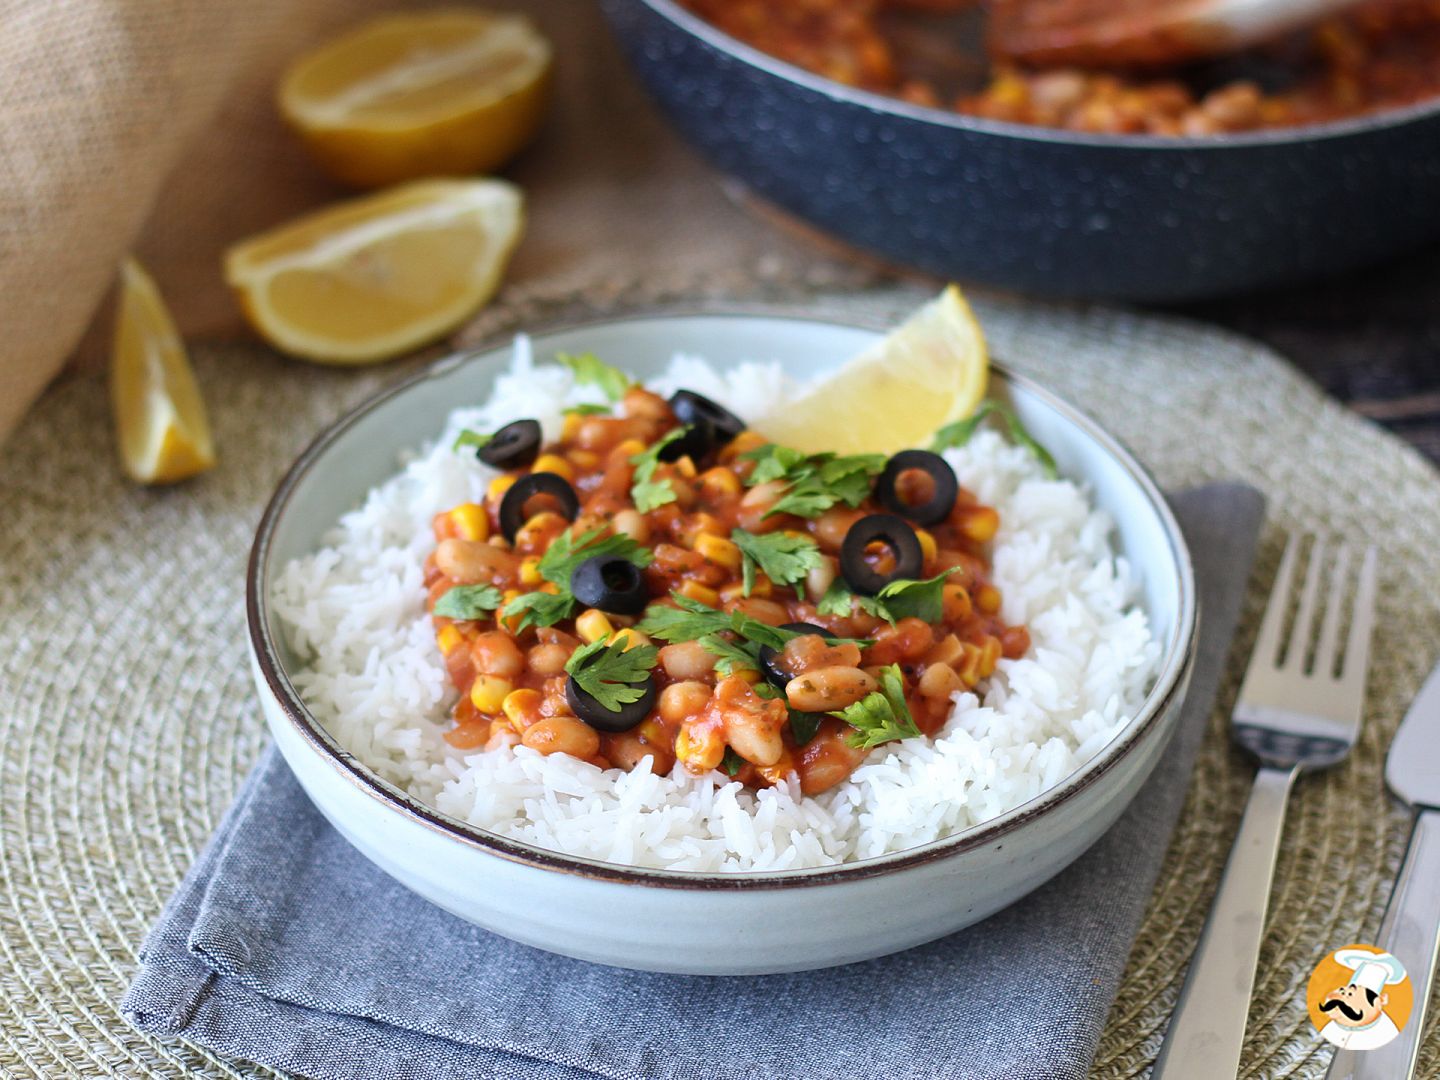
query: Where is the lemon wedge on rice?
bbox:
[224,178,524,365]
[110,258,216,485]
[755,285,989,456]
[279,10,553,188]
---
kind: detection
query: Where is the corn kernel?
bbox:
[436,624,464,656]
[531,454,574,482]
[607,627,652,651]
[677,581,719,607]
[519,557,543,586]
[615,438,646,459]
[675,723,724,771]
[447,502,489,542]
[561,413,584,442]
[637,718,667,744]
[978,635,1002,678]
[732,666,762,684]
[576,609,614,643]
[915,528,937,564]
[674,455,698,479]
[697,466,741,497]
[957,643,982,687]
[487,474,517,502]
[975,583,1002,615]
[569,449,601,471]
[960,506,1000,544]
[470,674,514,714]
[694,534,742,570]
[539,580,561,595]
[502,688,544,731]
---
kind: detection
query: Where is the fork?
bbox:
[1153,534,1379,1080]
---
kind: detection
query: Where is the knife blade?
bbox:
[1325,659,1440,1080]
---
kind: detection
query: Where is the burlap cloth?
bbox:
[3,1,1440,1077]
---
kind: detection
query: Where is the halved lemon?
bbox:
[279,10,552,188]
[224,178,524,364]
[111,258,216,485]
[756,285,989,455]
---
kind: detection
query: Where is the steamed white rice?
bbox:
[271,339,1159,872]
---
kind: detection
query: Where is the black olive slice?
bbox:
[669,390,745,446]
[571,555,649,615]
[840,514,924,595]
[758,622,832,690]
[565,671,658,733]
[656,419,715,463]
[875,450,958,526]
[478,419,542,470]
[498,472,580,542]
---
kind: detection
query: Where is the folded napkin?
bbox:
[123,483,1264,1080]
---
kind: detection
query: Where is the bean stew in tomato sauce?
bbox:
[424,384,1030,798]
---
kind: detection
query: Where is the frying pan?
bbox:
[600,0,1440,301]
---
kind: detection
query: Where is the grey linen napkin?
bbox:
[122,483,1264,1080]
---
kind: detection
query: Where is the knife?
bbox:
[1325,660,1440,1080]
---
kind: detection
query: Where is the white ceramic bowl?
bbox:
[247,310,1196,975]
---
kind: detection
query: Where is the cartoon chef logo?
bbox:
[1307,944,1412,1051]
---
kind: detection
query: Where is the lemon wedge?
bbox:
[110,258,216,485]
[756,285,989,456]
[279,10,552,188]
[224,178,524,364]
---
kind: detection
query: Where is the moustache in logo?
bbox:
[1320,998,1364,1022]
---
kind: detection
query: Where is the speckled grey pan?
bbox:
[600,0,1440,302]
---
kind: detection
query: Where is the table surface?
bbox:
[1184,242,1440,466]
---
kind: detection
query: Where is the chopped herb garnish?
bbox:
[720,748,746,777]
[629,428,688,513]
[555,352,632,402]
[931,401,1058,479]
[818,572,949,625]
[730,528,823,596]
[831,664,922,750]
[638,593,867,672]
[433,584,503,620]
[502,527,654,632]
[501,590,575,634]
[739,444,886,519]
[563,403,610,417]
[452,428,493,452]
[564,638,659,712]
[789,711,825,746]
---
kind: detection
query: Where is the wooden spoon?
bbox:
[989,0,1363,67]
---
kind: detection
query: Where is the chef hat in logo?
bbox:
[1334,948,1407,995]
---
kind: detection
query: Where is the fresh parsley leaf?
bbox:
[789,711,824,746]
[537,527,653,589]
[564,638,659,712]
[874,572,950,623]
[501,590,576,634]
[629,428,687,513]
[931,401,1058,479]
[452,429,493,453]
[697,632,760,676]
[763,452,886,519]
[741,443,808,485]
[720,748,746,777]
[636,594,727,642]
[831,664,922,750]
[433,584,503,620]
[730,528,823,597]
[817,579,891,623]
[563,403,610,417]
[555,352,631,402]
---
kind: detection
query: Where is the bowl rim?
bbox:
[628,0,1440,150]
[247,305,1198,891]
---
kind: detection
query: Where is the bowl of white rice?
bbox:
[247,308,1196,975]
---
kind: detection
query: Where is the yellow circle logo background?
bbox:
[1306,943,1413,1035]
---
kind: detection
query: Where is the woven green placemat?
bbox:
[2,288,1437,1078]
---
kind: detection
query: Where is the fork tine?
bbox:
[1252,532,1301,668]
[1312,544,1352,679]
[1283,535,1327,671]
[1340,546,1379,686]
